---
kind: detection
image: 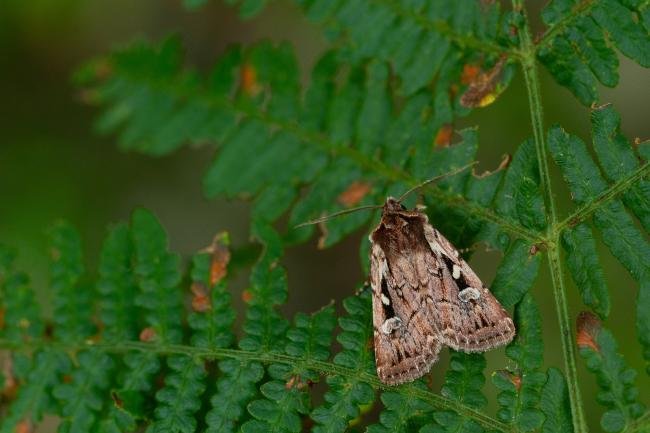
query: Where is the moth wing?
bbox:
[370,242,441,385]
[423,224,515,352]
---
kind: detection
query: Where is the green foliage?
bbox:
[311,291,375,433]
[49,221,95,342]
[147,356,207,433]
[493,294,545,432]
[0,245,43,342]
[97,223,139,342]
[538,0,650,104]
[561,224,610,319]
[577,317,646,432]
[2,1,650,433]
[243,305,336,433]
[53,350,114,433]
[541,368,574,433]
[422,352,487,433]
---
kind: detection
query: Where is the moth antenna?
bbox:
[396,162,477,203]
[294,204,382,228]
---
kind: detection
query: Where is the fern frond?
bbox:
[97,223,140,342]
[0,246,43,343]
[79,38,542,249]
[188,236,236,349]
[0,350,70,433]
[244,0,514,97]
[206,224,289,432]
[243,305,336,433]
[548,119,648,262]
[576,312,646,432]
[491,240,541,309]
[131,208,184,344]
[538,0,649,104]
[547,117,650,373]
[492,294,545,432]
[421,352,487,432]
[49,221,95,342]
[205,359,265,433]
[147,355,207,433]
[591,105,650,232]
[311,290,375,433]
[53,350,114,433]
[366,386,431,433]
[560,223,610,319]
[540,368,574,433]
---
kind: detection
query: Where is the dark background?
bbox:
[1,1,648,431]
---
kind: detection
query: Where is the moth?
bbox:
[370,197,515,385]
[297,165,516,385]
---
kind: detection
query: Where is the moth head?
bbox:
[384,197,407,213]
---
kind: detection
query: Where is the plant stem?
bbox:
[0,338,514,433]
[512,1,588,432]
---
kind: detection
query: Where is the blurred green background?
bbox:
[1,1,648,431]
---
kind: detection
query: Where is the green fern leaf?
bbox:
[205,359,265,433]
[97,223,140,342]
[421,352,487,433]
[591,105,650,232]
[638,280,650,374]
[539,0,649,104]
[576,313,646,432]
[492,294,545,432]
[131,208,184,344]
[0,246,44,342]
[147,356,207,433]
[560,223,610,318]
[540,368,574,433]
[0,350,70,433]
[243,305,336,433]
[187,238,236,349]
[311,290,375,433]
[49,221,95,341]
[53,350,114,433]
[366,386,431,433]
[295,0,508,99]
[548,124,650,279]
[205,224,288,432]
[491,240,541,309]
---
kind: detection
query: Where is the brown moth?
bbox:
[369,197,515,385]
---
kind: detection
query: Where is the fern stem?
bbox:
[512,1,588,432]
[0,338,514,433]
[553,161,650,236]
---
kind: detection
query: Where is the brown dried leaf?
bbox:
[576,311,601,352]
[242,290,253,303]
[496,369,522,391]
[139,327,157,342]
[338,181,372,207]
[205,232,231,286]
[435,124,454,147]
[240,64,260,96]
[460,57,507,108]
[15,420,33,433]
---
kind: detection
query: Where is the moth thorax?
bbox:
[458,287,481,302]
[380,317,403,335]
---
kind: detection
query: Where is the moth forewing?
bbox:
[370,197,515,385]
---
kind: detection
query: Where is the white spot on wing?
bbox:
[381,317,403,335]
[381,294,390,305]
[452,264,461,279]
[459,287,481,302]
